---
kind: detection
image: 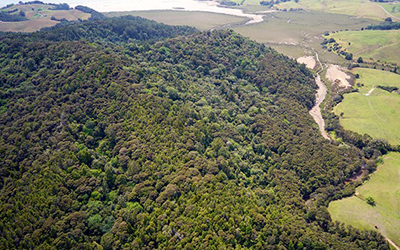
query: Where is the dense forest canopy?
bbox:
[37,16,197,43]
[0,16,389,249]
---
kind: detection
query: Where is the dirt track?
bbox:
[304,54,330,140]
[309,74,330,140]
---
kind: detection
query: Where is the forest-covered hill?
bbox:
[0,17,389,249]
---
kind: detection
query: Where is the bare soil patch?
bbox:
[326,64,352,89]
[297,56,316,69]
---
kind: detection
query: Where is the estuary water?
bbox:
[3,0,264,24]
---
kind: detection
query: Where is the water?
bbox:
[3,0,265,24]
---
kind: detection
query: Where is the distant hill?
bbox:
[0,2,91,32]
[34,15,198,43]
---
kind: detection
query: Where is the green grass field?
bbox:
[334,68,400,145]
[327,30,400,65]
[0,4,90,32]
[379,2,400,19]
[233,11,375,62]
[329,152,400,247]
[106,10,247,30]
[276,0,390,20]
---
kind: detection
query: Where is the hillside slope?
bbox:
[0,2,91,32]
[0,19,389,249]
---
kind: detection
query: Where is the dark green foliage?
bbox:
[377,85,399,93]
[366,196,376,206]
[49,3,70,11]
[0,11,28,22]
[345,53,353,60]
[0,18,389,249]
[366,19,400,30]
[30,16,197,43]
[74,5,105,20]
[260,0,293,6]
[321,37,336,45]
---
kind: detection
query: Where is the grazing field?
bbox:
[0,4,90,32]
[0,18,58,32]
[233,11,375,62]
[276,0,390,20]
[378,2,400,19]
[329,152,400,247]
[106,10,247,30]
[327,30,400,65]
[334,68,400,145]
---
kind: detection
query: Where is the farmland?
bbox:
[326,29,400,65]
[334,68,400,145]
[0,3,90,32]
[378,2,400,19]
[328,29,400,250]
[274,0,391,20]
[329,152,400,247]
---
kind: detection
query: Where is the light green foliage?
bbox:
[88,214,103,229]
[91,191,103,200]
[126,202,144,213]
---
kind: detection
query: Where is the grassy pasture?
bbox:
[106,10,247,30]
[327,30,400,65]
[0,18,57,32]
[0,4,90,32]
[233,11,375,62]
[334,68,400,145]
[276,0,390,20]
[329,152,400,247]
[379,2,400,19]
